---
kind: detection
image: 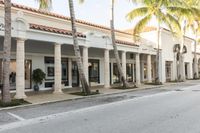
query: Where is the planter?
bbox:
[33,84,39,91]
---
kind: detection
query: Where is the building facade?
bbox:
[0,2,197,99]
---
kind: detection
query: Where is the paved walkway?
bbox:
[23,81,192,104]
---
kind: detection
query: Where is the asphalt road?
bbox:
[0,81,200,133]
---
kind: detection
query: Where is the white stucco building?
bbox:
[0,2,198,98]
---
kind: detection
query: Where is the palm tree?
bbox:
[181,0,200,79]
[167,0,200,80]
[193,21,200,79]
[35,0,52,10]
[110,0,129,88]
[2,0,12,103]
[68,0,90,95]
[36,0,90,94]
[127,0,181,84]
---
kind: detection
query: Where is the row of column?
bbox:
[14,39,152,99]
[104,50,152,87]
[15,42,90,98]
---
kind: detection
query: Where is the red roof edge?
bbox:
[29,23,86,38]
[0,1,133,36]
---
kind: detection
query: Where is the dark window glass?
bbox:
[44,57,68,87]
[126,63,133,82]
[113,63,120,83]
[89,59,100,83]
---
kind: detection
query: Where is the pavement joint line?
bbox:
[0,81,197,111]
[7,112,25,121]
[0,83,199,132]
[0,91,179,131]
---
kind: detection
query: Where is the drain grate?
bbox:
[175,89,184,91]
[192,90,200,92]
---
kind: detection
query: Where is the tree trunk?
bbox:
[155,23,160,84]
[178,21,187,81]
[193,31,198,79]
[179,29,185,81]
[2,0,11,103]
[110,0,129,88]
[68,0,90,95]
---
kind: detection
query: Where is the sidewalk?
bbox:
[1,80,198,111]
[24,81,184,104]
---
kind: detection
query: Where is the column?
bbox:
[68,58,72,87]
[160,52,165,83]
[15,38,27,99]
[147,54,152,83]
[110,61,113,84]
[54,43,62,93]
[122,51,126,79]
[136,53,141,87]
[104,49,110,88]
[82,46,89,82]
[141,61,144,82]
[194,58,198,78]
[182,61,186,81]
[179,56,185,81]
[172,59,177,81]
[189,62,193,79]
[132,62,135,82]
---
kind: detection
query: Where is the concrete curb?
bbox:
[0,82,189,111]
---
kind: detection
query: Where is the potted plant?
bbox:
[32,68,46,91]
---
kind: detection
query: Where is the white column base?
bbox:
[15,38,27,99]
[104,49,110,88]
[83,46,89,82]
[15,94,27,99]
[136,53,141,87]
[54,43,62,93]
[122,51,126,79]
[147,54,152,83]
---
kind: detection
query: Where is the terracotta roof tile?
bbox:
[115,40,138,47]
[29,23,138,46]
[29,23,86,38]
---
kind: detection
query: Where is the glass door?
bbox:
[113,63,120,83]
[126,63,133,82]
[88,59,100,85]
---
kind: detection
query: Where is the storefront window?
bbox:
[0,59,31,90]
[113,63,120,83]
[166,61,172,81]
[44,57,68,87]
[144,63,147,80]
[88,59,100,84]
[126,63,133,82]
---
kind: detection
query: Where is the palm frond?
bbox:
[126,7,150,22]
[133,14,152,35]
[35,0,52,11]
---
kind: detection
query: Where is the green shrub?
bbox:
[0,99,30,107]
[32,69,46,85]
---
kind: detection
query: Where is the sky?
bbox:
[12,0,138,30]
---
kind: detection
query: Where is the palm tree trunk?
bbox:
[194,31,198,79]
[68,0,90,95]
[179,23,186,81]
[2,0,11,103]
[110,0,129,88]
[155,22,160,84]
